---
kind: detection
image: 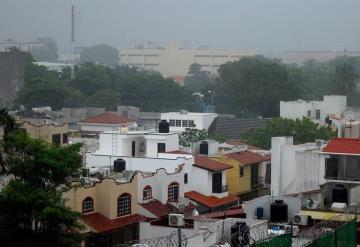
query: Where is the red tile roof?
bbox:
[225,150,269,165]
[192,208,245,220]
[185,191,239,209]
[82,213,145,233]
[79,112,135,125]
[163,150,191,155]
[323,138,360,155]
[139,200,177,218]
[194,156,232,172]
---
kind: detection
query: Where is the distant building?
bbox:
[34,61,69,73]
[280,95,347,124]
[0,39,43,52]
[161,111,218,132]
[0,50,25,107]
[282,50,360,64]
[120,43,254,77]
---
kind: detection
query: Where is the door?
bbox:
[212,172,222,193]
[157,143,166,153]
[132,141,135,157]
[251,164,259,188]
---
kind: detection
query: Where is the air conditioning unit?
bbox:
[293,214,309,226]
[168,214,185,227]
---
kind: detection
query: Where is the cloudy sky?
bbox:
[1,0,359,55]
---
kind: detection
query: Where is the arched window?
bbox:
[168,182,179,202]
[143,185,152,200]
[82,197,94,213]
[118,193,131,216]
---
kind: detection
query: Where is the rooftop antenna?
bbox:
[70,0,76,79]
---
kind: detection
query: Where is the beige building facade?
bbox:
[120,43,254,77]
[19,120,69,146]
[66,174,139,220]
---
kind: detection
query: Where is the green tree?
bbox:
[0,109,17,134]
[242,117,336,149]
[86,89,121,110]
[331,63,358,95]
[217,56,301,117]
[80,44,119,67]
[184,63,216,93]
[30,38,59,62]
[180,128,209,147]
[0,131,82,247]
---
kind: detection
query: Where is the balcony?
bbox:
[212,185,228,194]
[325,156,360,182]
[251,176,265,189]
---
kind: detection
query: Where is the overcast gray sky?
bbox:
[1,0,359,55]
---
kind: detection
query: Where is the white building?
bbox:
[0,39,42,52]
[120,43,254,77]
[78,112,137,134]
[34,61,70,73]
[271,137,326,197]
[280,95,347,124]
[161,111,218,132]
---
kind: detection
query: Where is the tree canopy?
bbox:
[30,38,59,62]
[242,117,336,149]
[80,44,120,67]
[0,124,83,246]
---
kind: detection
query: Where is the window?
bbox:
[184,173,188,184]
[52,134,61,146]
[175,120,182,127]
[118,193,131,216]
[62,133,68,144]
[169,119,175,126]
[157,143,166,153]
[189,120,195,127]
[212,172,223,193]
[143,185,152,200]
[307,110,311,118]
[168,182,179,202]
[182,120,189,127]
[316,110,321,120]
[82,197,94,213]
[239,166,244,177]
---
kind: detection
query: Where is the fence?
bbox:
[251,234,292,247]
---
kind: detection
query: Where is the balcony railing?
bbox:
[251,176,265,189]
[212,185,228,194]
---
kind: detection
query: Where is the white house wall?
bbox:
[160,112,218,132]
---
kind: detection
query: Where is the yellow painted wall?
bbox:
[66,174,138,220]
[211,156,263,195]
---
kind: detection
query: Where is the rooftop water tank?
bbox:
[270,200,288,222]
[114,159,126,173]
[158,120,169,133]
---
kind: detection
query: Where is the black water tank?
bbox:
[158,120,169,133]
[332,184,348,204]
[230,222,240,235]
[114,159,126,173]
[199,141,209,155]
[270,200,288,222]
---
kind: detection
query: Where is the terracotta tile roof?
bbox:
[323,138,360,155]
[79,112,135,125]
[82,213,145,233]
[192,208,245,220]
[194,156,232,172]
[225,150,269,165]
[139,200,177,218]
[163,150,191,155]
[226,140,262,150]
[185,191,239,209]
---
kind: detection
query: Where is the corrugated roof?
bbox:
[225,150,269,165]
[82,213,145,233]
[323,138,360,155]
[79,112,135,125]
[194,156,232,172]
[208,117,268,139]
[185,191,239,208]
